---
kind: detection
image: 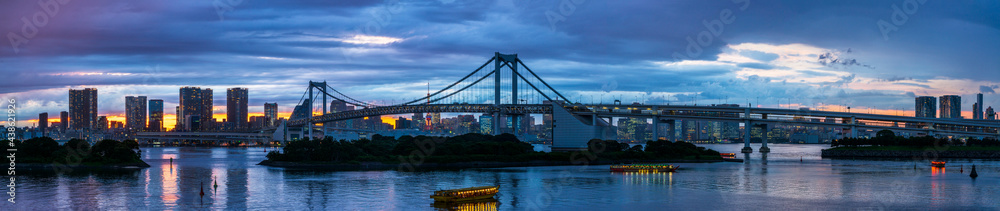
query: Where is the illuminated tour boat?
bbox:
[610,164,678,172]
[720,153,743,162]
[430,186,499,203]
[931,161,946,167]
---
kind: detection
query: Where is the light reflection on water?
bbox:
[3,144,1000,210]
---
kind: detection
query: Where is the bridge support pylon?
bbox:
[742,108,753,153]
[758,123,770,153]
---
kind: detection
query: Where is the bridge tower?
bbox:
[307,81,329,140]
[493,52,522,136]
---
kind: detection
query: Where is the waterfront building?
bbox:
[149,99,164,132]
[227,88,249,129]
[915,96,936,118]
[69,88,98,129]
[125,96,147,131]
[939,95,961,119]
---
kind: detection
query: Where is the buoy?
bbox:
[970,165,978,179]
[800,157,803,162]
[960,165,964,173]
[170,157,173,165]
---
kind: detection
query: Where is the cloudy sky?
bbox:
[2,0,999,129]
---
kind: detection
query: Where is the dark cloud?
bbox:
[881,76,911,82]
[982,85,997,94]
[894,82,931,89]
[1,0,999,120]
[817,50,874,69]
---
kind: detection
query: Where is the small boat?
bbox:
[610,164,678,172]
[430,186,498,203]
[931,161,946,167]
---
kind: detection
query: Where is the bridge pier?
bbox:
[592,113,599,139]
[759,124,770,153]
[742,120,753,153]
[742,108,753,153]
[849,116,857,138]
[759,112,769,153]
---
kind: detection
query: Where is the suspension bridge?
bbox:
[268,52,1000,153]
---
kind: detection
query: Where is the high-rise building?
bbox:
[109,120,123,129]
[186,115,201,130]
[69,88,98,129]
[330,100,349,113]
[125,96,147,131]
[38,112,48,135]
[291,99,311,120]
[249,116,267,129]
[682,120,699,141]
[616,117,649,142]
[974,103,981,120]
[987,106,996,120]
[59,111,68,131]
[974,93,984,119]
[431,113,441,127]
[264,102,278,127]
[175,106,182,131]
[915,96,936,118]
[179,87,214,131]
[149,99,164,132]
[479,114,493,135]
[201,88,214,130]
[395,117,411,130]
[97,116,108,131]
[411,113,424,130]
[939,95,961,119]
[227,88,249,129]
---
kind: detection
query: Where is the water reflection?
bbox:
[616,172,673,186]
[8,145,1000,210]
[160,162,179,206]
[930,166,945,176]
[930,166,946,207]
[761,153,768,166]
[431,200,499,211]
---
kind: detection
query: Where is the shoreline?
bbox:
[821,147,1000,159]
[258,159,723,171]
[2,161,152,172]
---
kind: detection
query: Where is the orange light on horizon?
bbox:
[381,116,397,128]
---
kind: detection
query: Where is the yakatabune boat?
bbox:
[610,164,678,172]
[430,186,499,203]
[931,161,946,167]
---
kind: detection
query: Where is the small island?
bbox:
[1,137,151,171]
[821,130,1000,158]
[260,133,722,170]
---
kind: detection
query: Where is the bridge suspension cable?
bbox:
[309,83,375,108]
[399,57,496,105]
[393,53,573,106]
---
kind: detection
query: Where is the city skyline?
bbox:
[4,1,1000,128]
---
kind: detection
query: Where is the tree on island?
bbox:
[1,137,144,165]
[266,134,721,164]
